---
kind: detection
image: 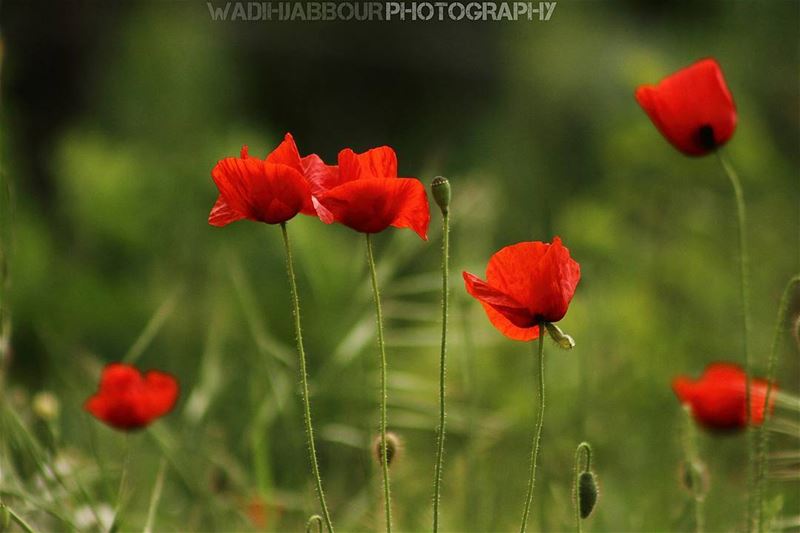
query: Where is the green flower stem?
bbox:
[519,325,546,533]
[0,502,37,533]
[573,442,592,533]
[432,210,450,533]
[143,458,167,533]
[716,151,754,532]
[682,406,706,533]
[280,222,335,533]
[755,274,800,533]
[365,233,393,533]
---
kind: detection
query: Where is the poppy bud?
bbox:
[578,471,598,518]
[545,322,575,350]
[372,432,402,467]
[430,176,451,215]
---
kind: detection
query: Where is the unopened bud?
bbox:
[545,323,575,350]
[372,432,402,468]
[430,177,451,215]
[578,471,598,518]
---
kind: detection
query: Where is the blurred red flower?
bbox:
[85,363,179,431]
[463,237,581,341]
[208,133,319,226]
[635,58,737,156]
[672,362,776,431]
[309,146,430,239]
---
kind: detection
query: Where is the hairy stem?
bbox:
[280,223,335,533]
[432,211,450,533]
[573,442,592,533]
[519,326,546,533]
[365,234,392,533]
[755,274,800,533]
[716,151,753,532]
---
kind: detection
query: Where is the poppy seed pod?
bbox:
[578,471,598,519]
[372,432,402,467]
[430,176,451,215]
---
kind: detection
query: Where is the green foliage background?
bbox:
[0,1,798,531]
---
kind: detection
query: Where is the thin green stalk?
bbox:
[682,406,706,533]
[111,435,132,532]
[716,151,754,532]
[365,233,392,533]
[432,211,450,533]
[143,458,167,533]
[1,502,37,533]
[755,274,800,533]
[573,442,592,533]
[519,325,546,533]
[280,222,335,533]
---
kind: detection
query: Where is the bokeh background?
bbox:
[1,1,798,531]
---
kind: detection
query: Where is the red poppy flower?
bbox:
[309,146,430,239]
[208,133,318,226]
[85,363,179,431]
[463,237,581,341]
[635,58,737,156]
[672,362,776,431]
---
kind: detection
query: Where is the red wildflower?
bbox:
[672,362,777,431]
[463,237,580,341]
[309,146,430,239]
[209,133,318,226]
[85,363,179,431]
[635,58,737,156]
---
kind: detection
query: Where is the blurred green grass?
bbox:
[0,1,798,531]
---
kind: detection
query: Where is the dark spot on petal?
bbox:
[696,125,716,151]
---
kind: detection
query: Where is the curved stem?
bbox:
[365,234,392,533]
[573,442,592,533]
[755,274,800,533]
[280,223,335,533]
[716,151,753,532]
[306,515,324,533]
[519,326,546,533]
[432,211,450,533]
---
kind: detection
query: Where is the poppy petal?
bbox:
[485,238,579,323]
[528,237,581,322]
[144,371,180,418]
[483,306,541,342]
[265,133,304,174]
[208,195,246,227]
[463,272,535,328]
[301,153,340,222]
[211,157,313,225]
[671,362,777,431]
[635,58,737,156]
[318,178,430,239]
[338,146,398,181]
[85,363,180,431]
